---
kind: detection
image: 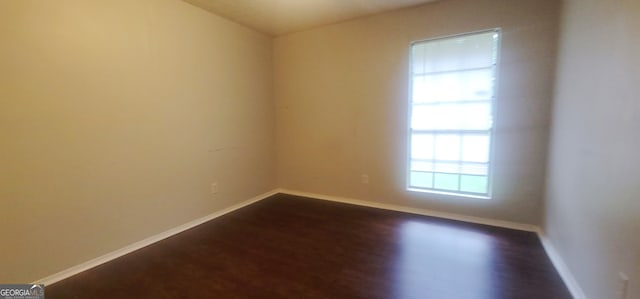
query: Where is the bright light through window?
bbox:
[407,29,500,198]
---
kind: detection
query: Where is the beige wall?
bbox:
[544,0,640,298]
[11,1,631,293]
[274,0,560,225]
[0,0,275,283]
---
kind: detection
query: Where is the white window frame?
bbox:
[406,28,501,199]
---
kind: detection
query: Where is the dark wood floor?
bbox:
[46,194,571,299]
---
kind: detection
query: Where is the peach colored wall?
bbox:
[274,0,560,225]
[0,0,275,282]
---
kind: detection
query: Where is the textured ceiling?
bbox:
[182,0,439,36]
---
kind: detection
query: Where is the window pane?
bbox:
[462,103,492,130]
[459,32,498,70]
[434,134,460,161]
[407,29,498,197]
[460,175,488,194]
[412,104,464,130]
[460,163,488,175]
[412,44,427,74]
[413,69,494,103]
[416,31,497,74]
[433,162,459,174]
[434,173,459,191]
[410,105,435,130]
[411,161,434,172]
[462,134,490,162]
[410,171,433,188]
[412,75,428,102]
[412,103,492,130]
[411,134,434,160]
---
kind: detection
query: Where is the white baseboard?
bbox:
[276,188,538,232]
[277,188,586,299]
[34,189,279,286]
[35,187,585,299]
[537,230,588,299]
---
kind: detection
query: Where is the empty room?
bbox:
[1,0,638,298]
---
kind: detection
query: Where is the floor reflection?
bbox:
[393,220,500,299]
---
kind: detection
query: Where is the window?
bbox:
[407,29,500,198]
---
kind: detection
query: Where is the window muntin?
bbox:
[408,30,500,198]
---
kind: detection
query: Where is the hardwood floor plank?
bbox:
[46,194,571,298]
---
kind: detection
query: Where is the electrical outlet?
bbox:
[210,182,218,194]
[618,272,629,299]
[361,174,369,184]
